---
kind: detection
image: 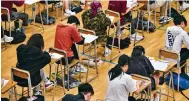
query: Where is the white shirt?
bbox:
[105,73,137,101]
[172,31,189,53]
[165,26,183,49]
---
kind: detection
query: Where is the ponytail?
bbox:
[108,64,123,81]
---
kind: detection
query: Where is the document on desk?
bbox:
[25,0,40,5]
[1,79,9,89]
[50,53,63,59]
[150,59,169,71]
[81,34,98,44]
[127,0,137,8]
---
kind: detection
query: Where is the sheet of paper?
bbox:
[108,16,114,23]
[81,34,98,43]
[25,0,40,5]
[50,53,63,59]
[150,59,169,71]
[127,0,137,8]
[2,79,9,89]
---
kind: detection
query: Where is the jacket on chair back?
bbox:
[81,10,111,41]
[14,44,51,87]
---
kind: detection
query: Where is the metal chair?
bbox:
[48,47,80,92]
[1,7,19,37]
[11,67,45,101]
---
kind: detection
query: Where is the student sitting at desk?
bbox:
[127,45,160,101]
[1,0,28,29]
[55,16,86,72]
[105,54,142,101]
[82,0,111,57]
[165,15,188,73]
[108,0,143,41]
[62,83,94,101]
[15,34,54,95]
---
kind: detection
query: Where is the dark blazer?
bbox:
[14,44,51,87]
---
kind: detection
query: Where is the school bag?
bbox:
[107,37,131,49]
[3,29,26,44]
[71,2,83,13]
[35,13,55,25]
[165,72,189,100]
[133,16,155,32]
[18,95,44,101]
[167,7,181,19]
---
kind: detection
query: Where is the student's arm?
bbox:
[71,27,84,44]
[127,76,142,94]
[13,1,25,7]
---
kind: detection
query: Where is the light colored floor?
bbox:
[1,1,189,101]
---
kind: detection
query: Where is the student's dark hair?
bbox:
[173,15,187,26]
[131,45,145,59]
[67,15,80,25]
[108,54,130,81]
[78,83,94,95]
[27,34,44,50]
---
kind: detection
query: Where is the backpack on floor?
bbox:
[71,2,83,13]
[35,13,55,25]
[133,16,155,32]
[107,37,131,49]
[165,72,189,100]
[18,95,44,101]
[168,7,181,19]
[4,30,26,44]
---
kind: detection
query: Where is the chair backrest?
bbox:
[1,7,10,21]
[105,9,120,18]
[49,47,69,65]
[78,28,96,35]
[159,48,180,67]
[11,67,33,100]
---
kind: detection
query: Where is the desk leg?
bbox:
[53,64,57,101]
[38,3,44,31]
[86,43,92,82]
[94,40,98,74]
[32,4,36,34]
[14,86,17,101]
[167,71,172,101]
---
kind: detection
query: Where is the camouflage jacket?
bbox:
[81,10,111,40]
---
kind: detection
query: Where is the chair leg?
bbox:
[60,62,66,94]
[22,87,24,96]
[9,22,11,37]
[49,64,52,79]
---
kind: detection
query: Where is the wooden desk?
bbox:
[132,76,151,93]
[1,80,17,101]
[1,80,17,94]
[131,74,151,101]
